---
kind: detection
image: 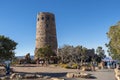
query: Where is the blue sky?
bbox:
[0,0,120,56]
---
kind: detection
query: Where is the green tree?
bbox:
[36,45,56,61]
[92,54,101,63]
[58,45,74,63]
[107,21,120,60]
[58,45,91,64]
[74,46,83,63]
[25,53,31,63]
[80,47,88,64]
[96,46,106,59]
[0,35,17,62]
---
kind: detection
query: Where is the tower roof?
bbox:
[38,12,54,16]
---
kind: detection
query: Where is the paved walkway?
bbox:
[66,69,116,80]
[0,66,116,80]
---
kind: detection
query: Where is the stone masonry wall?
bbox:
[35,12,57,59]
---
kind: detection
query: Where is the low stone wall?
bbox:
[114,68,120,80]
[0,73,64,80]
[66,72,92,78]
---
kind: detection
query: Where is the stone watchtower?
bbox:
[34,12,57,59]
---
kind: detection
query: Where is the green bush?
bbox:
[59,63,71,69]
[60,64,67,67]
[72,64,78,69]
[31,60,36,64]
[64,64,71,68]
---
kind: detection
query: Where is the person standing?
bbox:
[4,60,11,75]
[107,61,110,69]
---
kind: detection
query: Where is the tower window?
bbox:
[46,16,50,21]
[41,17,44,20]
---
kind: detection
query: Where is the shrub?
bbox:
[59,63,71,69]
[72,64,78,69]
[64,64,71,68]
[31,60,36,64]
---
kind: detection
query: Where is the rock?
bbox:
[10,73,23,79]
[115,69,120,75]
[74,73,81,77]
[51,77,64,80]
[43,76,51,79]
[80,73,91,78]
[115,74,118,80]
[81,67,92,71]
[95,67,99,70]
[10,73,17,79]
[36,74,43,78]
[116,75,120,80]
[66,73,74,78]
[24,74,36,79]
[17,74,23,79]
[66,72,92,78]
[1,76,9,80]
[114,69,120,80]
[19,73,25,76]
[68,72,81,78]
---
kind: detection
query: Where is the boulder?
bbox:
[74,73,81,77]
[66,73,74,78]
[24,74,36,79]
[51,77,64,80]
[115,74,120,80]
[66,72,81,78]
[80,73,91,78]
[10,73,18,79]
[36,74,43,78]
[66,72,91,78]
[43,76,51,79]
[10,73,23,79]
[1,76,9,80]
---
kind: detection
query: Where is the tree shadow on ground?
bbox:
[85,76,97,79]
[14,71,97,79]
[14,71,67,78]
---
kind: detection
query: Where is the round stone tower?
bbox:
[34,12,57,59]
